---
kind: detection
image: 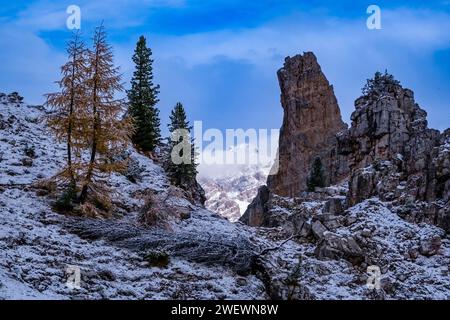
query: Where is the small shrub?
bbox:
[34,179,57,196]
[52,182,77,212]
[144,250,170,268]
[372,159,381,171]
[283,257,303,300]
[8,92,24,104]
[21,158,33,167]
[77,192,113,218]
[24,145,36,158]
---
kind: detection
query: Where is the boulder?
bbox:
[315,232,364,264]
[419,235,442,257]
[323,198,345,215]
[311,220,327,239]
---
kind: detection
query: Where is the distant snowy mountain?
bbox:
[198,144,274,222]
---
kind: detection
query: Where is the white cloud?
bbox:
[1,4,449,132]
[152,9,450,66]
[12,0,187,31]
[143,8,450,129]
[0,27,65,103]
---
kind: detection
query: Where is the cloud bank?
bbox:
[0,1,449,136]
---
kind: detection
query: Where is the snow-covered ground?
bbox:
[0,187,267,299]
[0,95,266,299]
[1,93,449,300]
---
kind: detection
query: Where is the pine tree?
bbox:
[127,35,161,152]
[166,102,198,187]
[307,157,326,192]
[45,31,90,203]
[79,25,133,209]
[362,70,400,96]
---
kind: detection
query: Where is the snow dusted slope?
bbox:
[0,100,63,185]
[249,189,450,299]
[0,94,266,299]
[0,186,268,299]
[1,93,449,300]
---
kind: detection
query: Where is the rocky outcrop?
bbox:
[242,53,349,225]
[315,232,364,264]
[339,73,450,231]
[239,186,270,227]
[267,52,348,197]
[342,81,440,202]
[242,56,449,234]
[183,179,207,206]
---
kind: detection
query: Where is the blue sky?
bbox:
[0,0,450,135]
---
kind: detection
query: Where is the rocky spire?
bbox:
[267,52,348,197]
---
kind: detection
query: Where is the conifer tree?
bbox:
[167,102,198,187]
[45,31,89,203]
[127,36,161,152]
[362,70,400,96]
[79,25,133,208]
[307,157,326,192]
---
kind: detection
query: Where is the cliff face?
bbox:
[267,52,348,197]
[342,81,441,204]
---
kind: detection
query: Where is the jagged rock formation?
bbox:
[243,57,449,235]
[238,58,450,300]
[267,52,348,197]
[239,186,270,226]
[338,75,450,231]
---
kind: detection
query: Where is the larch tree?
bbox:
[127,35,161,152]
[78,25,133,212]
[45,31,90,209]
[166,102,198,187]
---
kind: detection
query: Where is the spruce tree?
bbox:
[45,31,90,205]
[307,157,326,192]
[79,25,133,211]
[127,35,161,152]
[167,102,198,187]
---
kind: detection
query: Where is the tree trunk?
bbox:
[67,51,76,185]
[79,51,100,203]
